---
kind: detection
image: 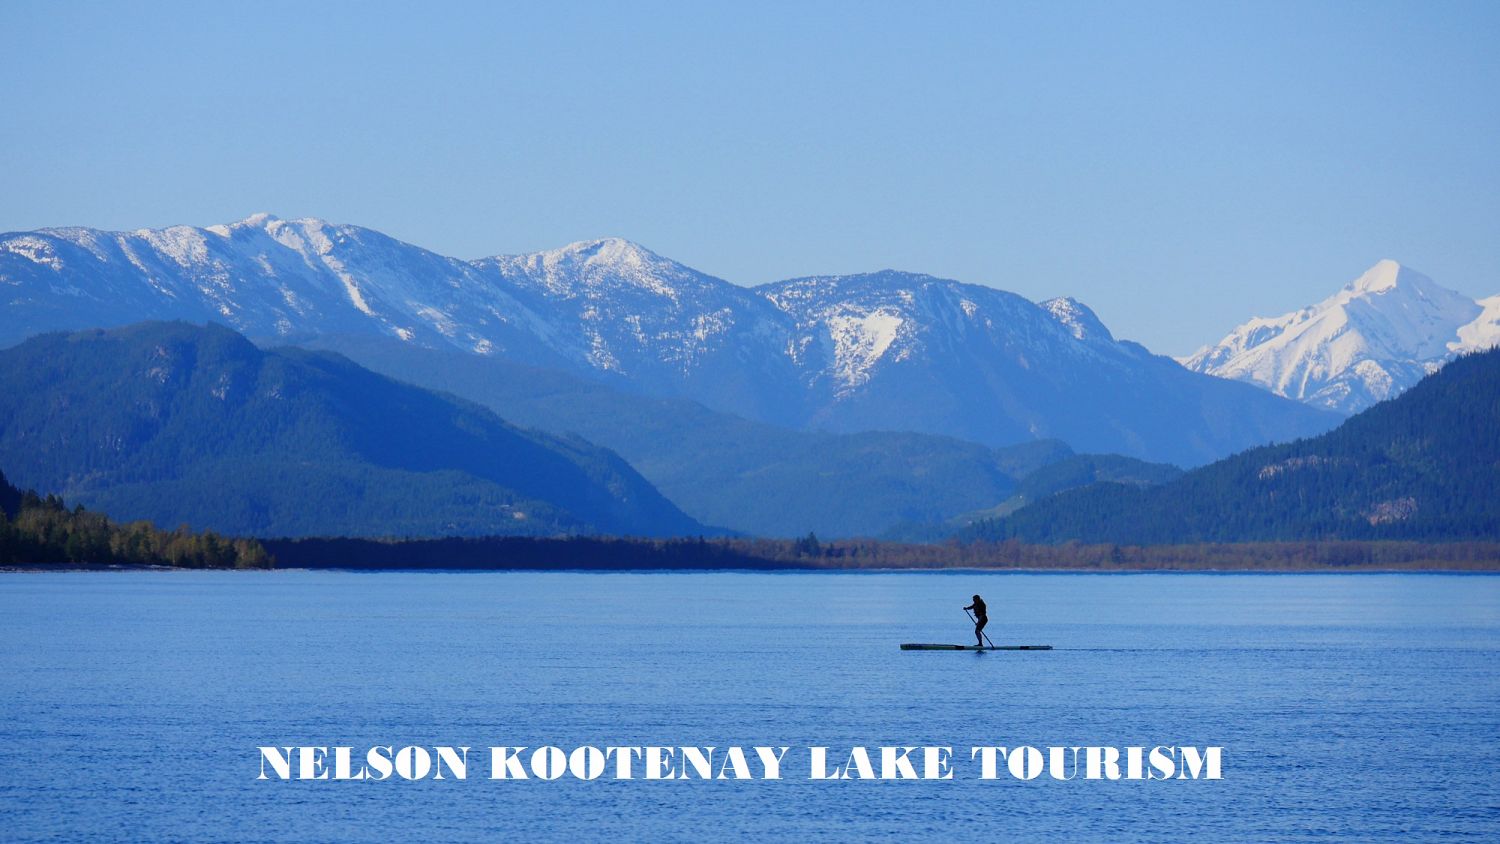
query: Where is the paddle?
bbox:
[964,607,997,649]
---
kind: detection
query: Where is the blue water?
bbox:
[2,571,1498,841]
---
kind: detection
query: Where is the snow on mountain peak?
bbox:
[204,212,282,236]
[207,213,345,240]
[240,212,279,228]
[542,237,665,275]
[1183,260,1495,413]
[1041,296,1113,342]
[574,236,647,258]
[491,237,724,305]
[1346,258,1404,293]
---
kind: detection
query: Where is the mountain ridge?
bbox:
[1,213,1337,466]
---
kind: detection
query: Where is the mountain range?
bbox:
[0,322,704,538]
[0,214,1336,467]
[7,213,1493,543]
[1182,260,1500,413]
[974,346,1500,544]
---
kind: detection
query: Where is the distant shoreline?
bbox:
[257,536,1500,573]
[5,535,1498,573]
[7,562,1500,575]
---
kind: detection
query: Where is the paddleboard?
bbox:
[900,643,1052,651]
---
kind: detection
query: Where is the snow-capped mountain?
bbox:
[1181,260,1500,413]
[0,214,1337,465]
[1,213,532,351]
[475,238,806,426]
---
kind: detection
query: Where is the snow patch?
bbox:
[140,226,212,267]
[1041,296,1110,341]
[588,331,622,372]
[415,305,458,337]
[319,252,376,316]
[5,237,63,270]
[692,308,733,342]
[1348,359,1394,398]
[826,308,903,394]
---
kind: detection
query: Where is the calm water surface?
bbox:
[2,571,1498,841]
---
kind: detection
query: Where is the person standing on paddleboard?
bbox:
[964,594,988,647]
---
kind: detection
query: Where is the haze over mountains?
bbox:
[1182,260,1500,413]
[307,335,1180,538]
[0,214,1335,467]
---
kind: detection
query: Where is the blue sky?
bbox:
[2,0,1496,354]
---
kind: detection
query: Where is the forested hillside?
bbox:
[972,348,1500,543]
[0,323,705,538]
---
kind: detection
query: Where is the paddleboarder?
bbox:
[964,594,988,647]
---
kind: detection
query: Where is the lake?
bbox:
[3,571,1498,841]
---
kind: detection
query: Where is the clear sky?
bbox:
[2,1,1497,354]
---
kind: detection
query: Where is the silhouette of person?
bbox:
[964,594,988,647]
